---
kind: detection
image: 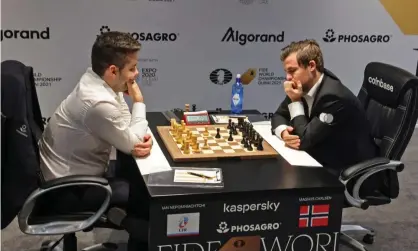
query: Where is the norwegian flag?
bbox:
[299,204,329,228]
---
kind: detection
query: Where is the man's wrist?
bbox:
[132,95,144,103]
[290,97,302,102]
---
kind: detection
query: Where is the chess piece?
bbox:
[215,128,221,138]
[227,119,232,129]
[180,136,186,150]
[170,119,176,132]
[183,141,190,154]
[241,136,246,145]
[192,104,196,112]
[257,137,264,151]
[243,138,249,148]
[228,131,233,141]
[233,125,238,135]
[185,104,190,112]
[247,139,253,151]
[202,137,210,149]
[203,126,209,136]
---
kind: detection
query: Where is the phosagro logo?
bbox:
[368,76,394,92]
[216,221,280,234]
[223,201,280,213]
[1,27,50,41]
[98,26,178,42]
[221,27,284,46]
[323,29,391,43]
[210,69,233,85]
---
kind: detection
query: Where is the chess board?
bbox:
[156,125,278,162]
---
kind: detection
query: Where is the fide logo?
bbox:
[210,69,233,85]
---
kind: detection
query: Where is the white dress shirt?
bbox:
[275,74,324,139]
[39,67,148,181]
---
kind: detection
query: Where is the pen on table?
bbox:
[187,172,214,179]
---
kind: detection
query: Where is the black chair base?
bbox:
[340,224,375,251]
[39,233,119,251]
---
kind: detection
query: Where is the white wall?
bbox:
[1,0,417,122]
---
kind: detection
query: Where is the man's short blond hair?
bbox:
[280,39,324,73]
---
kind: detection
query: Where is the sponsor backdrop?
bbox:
[1,0,418,124]
[150,191,344,251]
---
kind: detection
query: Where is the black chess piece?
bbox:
[247,139,253,151]
[227,119,232,129]
[253,133,259,147]
[233,125,238,135]
[257,137,264,151]
[241,136,246,144]
[215,128,221,138]
[243,137,249,147]
[228,131,233,141]
[192,104,196,112]
[252,131,257,144]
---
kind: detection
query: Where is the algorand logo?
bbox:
[221,27,284,46]
[99,26,178,42]
[216,221,280,234]
[1,27,50,41]
[368,76,394,92]
[223,201,280,213]
[323,29,391,43]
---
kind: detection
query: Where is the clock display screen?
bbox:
[187,115,208,122]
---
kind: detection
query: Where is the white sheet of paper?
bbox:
[211,115,249,124]
[173,169,222,183]
[253,123,323,167]
[135,127,172,175]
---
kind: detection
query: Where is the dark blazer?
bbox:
[271,69,379,170]
[1,60,44,229]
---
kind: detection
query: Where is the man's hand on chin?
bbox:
[283,80,303,102]
[132,134,153,158]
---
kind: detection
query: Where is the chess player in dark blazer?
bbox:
[271,39,379,172]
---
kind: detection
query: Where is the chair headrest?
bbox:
[363,62,418,108]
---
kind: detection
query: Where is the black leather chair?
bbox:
[339,62,418,251]
[1,60,135,251]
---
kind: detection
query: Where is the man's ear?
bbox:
[108,65,117,75]
[308,60,316,72]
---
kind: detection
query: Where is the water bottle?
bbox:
[231,74,244,114]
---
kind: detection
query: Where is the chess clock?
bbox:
[183,111,211,125]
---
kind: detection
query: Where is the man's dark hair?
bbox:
[91,31,141,77]
[280,39,324,73]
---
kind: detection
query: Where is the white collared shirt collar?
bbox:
[305,73,324,99]
[85,67,121,102]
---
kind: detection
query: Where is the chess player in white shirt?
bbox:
[39,31,152,181]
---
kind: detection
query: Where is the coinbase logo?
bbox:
[368,76,394,92]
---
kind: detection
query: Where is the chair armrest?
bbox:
[18,175,112,235]
[339,158,404,210]
[41,175,109,189]
[341,157,390,181]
